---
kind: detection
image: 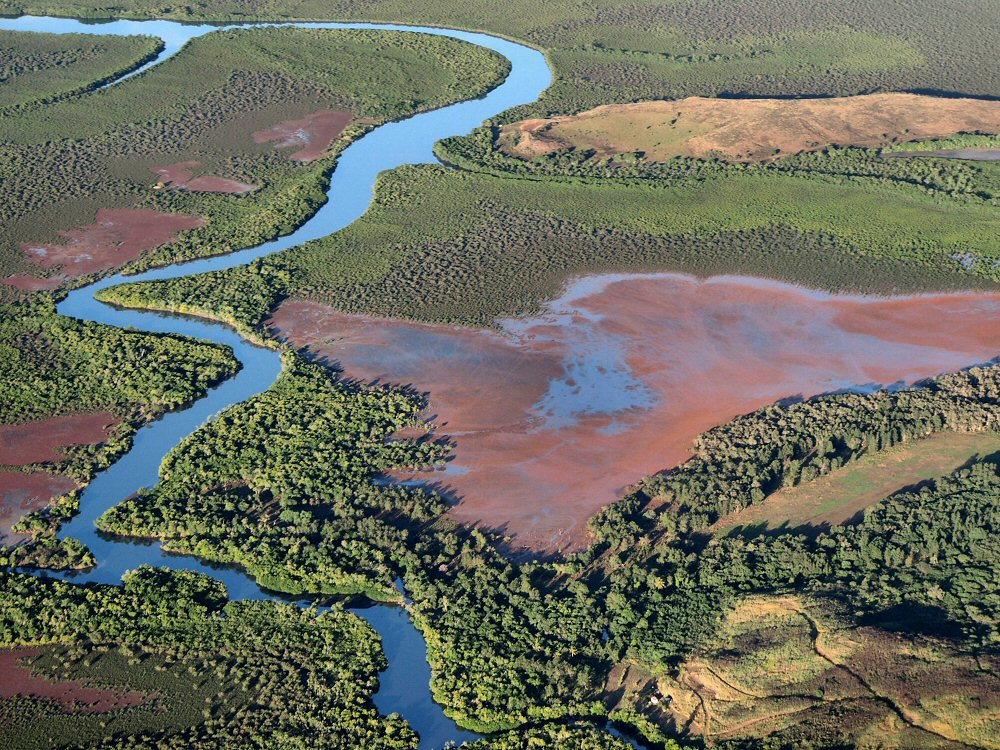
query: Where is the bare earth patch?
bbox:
[252,109,353,162]
[712,431,1000,535]
[0,649,150,714]
[152,161,258,194]
[16,208,204,277]
[0,411,119,466]
[1,274,64,291]
[269,273,1000,553]
[499,93,1000,163]
[0,471,76,542]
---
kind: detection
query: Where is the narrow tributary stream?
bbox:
[0,14,552,748]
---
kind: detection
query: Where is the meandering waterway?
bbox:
[0,14,550,749]
[9,15,1000,748]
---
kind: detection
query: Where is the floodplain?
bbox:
[7,4,1000,750]
[272,272,1000,551]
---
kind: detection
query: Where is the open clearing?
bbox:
[0,471,76,541]
[0,411,119,466]
[151,161,258,194]
[252,109,353,161]
[713,430,1000,535]
[499,93,1000,163]
[0,649,150,714]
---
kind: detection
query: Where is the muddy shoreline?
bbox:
[271,272,1000,552]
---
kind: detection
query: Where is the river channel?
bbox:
[0,14,552,749]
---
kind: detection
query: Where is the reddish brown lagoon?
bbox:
[0,412,119,466]
[0,649,150,713]
[270,274,1000,552]
[253,109,352,161]
[2,274,64,291]
[0,471,76,542]
[17,208,204,277]
[0,412,116,540]
[152,161,258,194]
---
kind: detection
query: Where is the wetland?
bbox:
[272,273,1000,551]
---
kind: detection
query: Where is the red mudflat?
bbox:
[0,412,119,466]
[2,274,65,291]
[269,274,1000,552]
[252,109,352,161]
[152,161,258,194]
[0,471,76,541]
[18,208,205,276]
[0,648,150,713]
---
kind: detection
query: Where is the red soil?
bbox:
[0,648,150,713]
[0,471,76,542]
[252,109,352,162]
[18,208,205,277]
[152,161,258,194]
[2,274,65,291]
[0,412,119,466]
[269,275,1000,552]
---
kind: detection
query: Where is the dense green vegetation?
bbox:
[0,26,508,284]
[100,155,1000,329]
[884,132,1000,154]
[595,365,1000,668]
[704,459,1000,644]
[710,430,1000,532]
[8,0,1000,116]
[441,126,1000,200]
[468,721,660,749]
[0,295,238,425]
[98,353,447,599]
[92,353,613,731]
[0,535,95,570]
[0,567,418,749]
[82,330,1000,744]
[0,29,161,110]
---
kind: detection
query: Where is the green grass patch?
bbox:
[714,430,1000,535]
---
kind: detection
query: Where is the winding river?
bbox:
[0,15,552,749]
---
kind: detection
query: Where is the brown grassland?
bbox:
[499,93,1000,163]
[606,595,1000,749]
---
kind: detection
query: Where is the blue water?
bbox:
[0,15,551,749]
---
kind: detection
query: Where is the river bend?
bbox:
[0,14,551,749]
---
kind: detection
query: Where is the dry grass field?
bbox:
[499,93,1000,163]
[607,595,1000,749]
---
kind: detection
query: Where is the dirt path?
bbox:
[787,601,977,748]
